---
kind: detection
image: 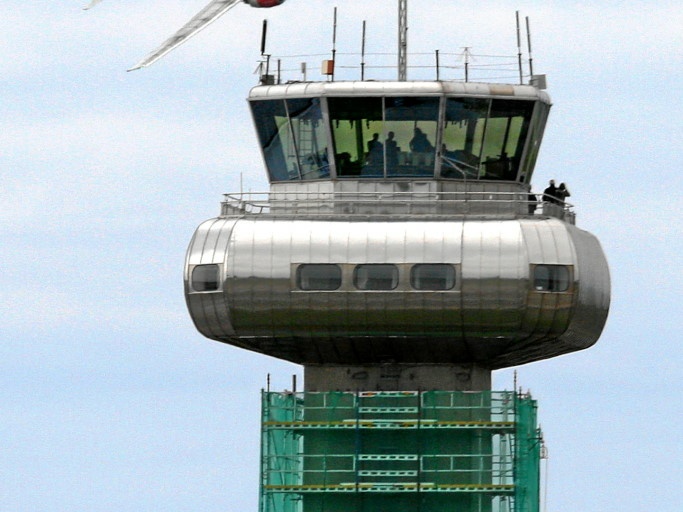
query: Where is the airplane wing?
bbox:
[83,0,104,9]
[128,0,242,71]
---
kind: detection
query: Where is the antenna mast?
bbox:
[398,0,408,80]
[332,7,338,82]
[526,16,535,79]
[516,11,523,84]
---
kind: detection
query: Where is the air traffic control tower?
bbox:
[183,34,610,512]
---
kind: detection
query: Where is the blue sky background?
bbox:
[1,1,681,510]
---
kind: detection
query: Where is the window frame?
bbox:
[410,264,457,291]
[292,263,461,292]
[353,264,400,291]
[251,95,541,183]
[295,264,343,291]
[530,264,573,293]
[190,264,221,293]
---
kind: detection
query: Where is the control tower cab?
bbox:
[184,80,610,372]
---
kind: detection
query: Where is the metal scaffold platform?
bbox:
[260,390,541,512]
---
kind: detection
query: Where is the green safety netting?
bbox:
[260,390,540,512]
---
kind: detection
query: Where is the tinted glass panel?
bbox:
[411,264,456,290]
[297,264,342,291]
[287,98,330,180]
[480,100,534,180]
[441,98,489,179]
[329,97,384,177]
[191,264,220,292]
[329,97,440,179]
[533,265,570,292]
[384,97,439,177]
[519,102,548,183]
[251,100,299,182]
[441,98,534,181]
[354,264,399,290]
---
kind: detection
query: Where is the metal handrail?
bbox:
[220,190,575,222]
[260,50,529,85]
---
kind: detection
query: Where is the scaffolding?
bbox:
[260,390,541,512]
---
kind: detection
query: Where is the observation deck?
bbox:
[220,190,575,224]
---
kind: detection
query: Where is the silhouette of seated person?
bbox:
[410,128,434,153]
[336,152,359,176]
[409,128,434,170]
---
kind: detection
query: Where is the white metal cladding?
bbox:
[184,218,238,339]
[248,81,552,103]
[557,224,610,348]
[184,216,609,367]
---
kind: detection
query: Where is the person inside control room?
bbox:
[385,131,399,169]
[409,127,434,153]
[366,133,383,166]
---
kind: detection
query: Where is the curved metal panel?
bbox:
[561,225,611,346]
[249,81,552,104]
[184,218,239,340]
[185,217,610,367]
[459,220,528,361]
[490,219,610,367]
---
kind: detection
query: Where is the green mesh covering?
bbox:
[260,391,540,512]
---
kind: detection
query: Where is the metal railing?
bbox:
[262,453,515,488]
[258,50,533,85]
[221,191,575,223]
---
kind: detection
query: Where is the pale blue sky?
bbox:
[1,1,681,511]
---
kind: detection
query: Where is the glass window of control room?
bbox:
[250,96,535,182]
[329,96,440,178]
[251,98,328,182]
[441,98,534,180]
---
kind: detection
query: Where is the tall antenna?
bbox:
[398,0,408,80]
[516,11,523,85]
[361,20,367,81]
[259,19,273,85]
[462,47,471,82]
[331,7,338,82]
[526,16,535,79]
[260,19,268,56]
